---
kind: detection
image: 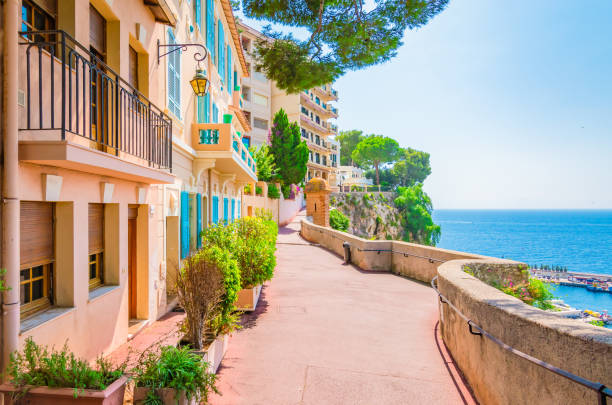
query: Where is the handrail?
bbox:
[431,275,612,405]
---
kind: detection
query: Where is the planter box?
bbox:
[202,333,229,374]
[236,285,263,311]
[0,376,127,405]
[133,387,197,405]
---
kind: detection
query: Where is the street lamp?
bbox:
[190,69,209,97]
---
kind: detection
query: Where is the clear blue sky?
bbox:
[239,1,612,209]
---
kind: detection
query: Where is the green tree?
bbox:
[394,184,441,246]
[351,135,399,185]
[337,130,364,166]
[269,109,309,186]
[392,148,432,186]
[241,0,449,92]
[251,144,276,182]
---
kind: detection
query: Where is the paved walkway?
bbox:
[211,213,474,405]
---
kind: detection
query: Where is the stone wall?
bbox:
[300,219,612,405]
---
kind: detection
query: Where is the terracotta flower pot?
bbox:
[0,375,128,405]
[133,386,198,405]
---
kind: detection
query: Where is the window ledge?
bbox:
[20,307,75,335]
[88,285,120,303]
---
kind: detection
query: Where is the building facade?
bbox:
[236,22,340,187]
[0,0,254,368]
[338,166,374,191]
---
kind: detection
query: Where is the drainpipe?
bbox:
[2,0,21,376]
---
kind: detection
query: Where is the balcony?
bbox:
[312,84,339,102]
[191,123,257,182]
[18,30,173,184]
[300,114,328,135]
[300,92,334,118]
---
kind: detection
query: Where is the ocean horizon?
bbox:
[432,209,612,315]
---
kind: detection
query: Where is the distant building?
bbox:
[338,166,374,191]
[236,22,340,187]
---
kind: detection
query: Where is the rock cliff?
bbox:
[330,192,403,240]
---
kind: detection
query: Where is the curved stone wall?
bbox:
[438,259,612,405]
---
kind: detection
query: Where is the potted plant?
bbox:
[176,242,241,373]
[0,338,127,405]
[222,114,233,124]
[132,345,218,405]
[233,215,278,311]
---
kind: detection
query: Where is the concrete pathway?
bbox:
[211,213,473,405]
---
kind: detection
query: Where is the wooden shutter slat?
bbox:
[89,5,106,57]
[89,203,104,253]
[20,202,54,267]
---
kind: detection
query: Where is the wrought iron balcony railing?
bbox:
[19,30,172,170]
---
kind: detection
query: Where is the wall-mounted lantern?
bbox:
[157,40,209,97]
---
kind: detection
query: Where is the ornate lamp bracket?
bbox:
[157,40,208,66]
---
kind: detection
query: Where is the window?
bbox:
[315,135,320,145]
[88,203,104,290]
[315,97,320,105]
[301,128,307,138]
[253,68,267,83]
[315,153,320,164]
[21,0,57,41]
[253,118,268,130]
[315,115,320,124]
[20,201,54,318]
[242,86,251,101]
[301,106,309,116]
[241,37,251,52]
[252,93,268,106]
[243,110,251,124]
[323,156,327,166]
[167,30,181,117]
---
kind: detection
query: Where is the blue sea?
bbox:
[433,210,612,315]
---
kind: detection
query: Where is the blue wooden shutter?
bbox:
[180,191,190,258]
[167,30,181,117]
[196,193,202,248]
[227,45,232,94]
[197,96,205,123]
[207,0,215,62]
[212,103,218,123]
[194,0,201,30]
[233,70,237,91]
[237,201,241,218]
[231,199,235,221]
[205,93,210,123]
[218,23,224,79]
[223,198,229,223]
[212,196,219,223]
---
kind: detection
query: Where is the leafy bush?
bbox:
[233,216,278,288]
[7,338,125,399]
[244,184,252,194]
[267,183,280,199]
[589,320,605,327]
[330,209,349,232]
[281,183,292,199]
[132,345,218,404]
[394,184,441,246]
[255,186,263,195]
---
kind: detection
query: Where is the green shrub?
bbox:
[132,345,218,404]
[244,184,252,194]
[255,186,263,195]
[330,209,349,232]
[589,320,605,327]
[267,183,280,199]
[233,216,278,288]
[281,183,292,199]
[7,338,126,399]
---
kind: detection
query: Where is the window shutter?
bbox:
[194,0,201,30]
[20,201,54,267]
[205,93,210,123]
[197,96,205,123]
[88,203,104,254]
[212,103,218,123]
[180,191,190,258]
[207,0,214,61]
[196,193,202,248]
[212,196,219,223]
[167,30,181,117]
[227,46,232,94]
[218,24,224,79]
[223,198,229,223]
[237,202,241,218]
